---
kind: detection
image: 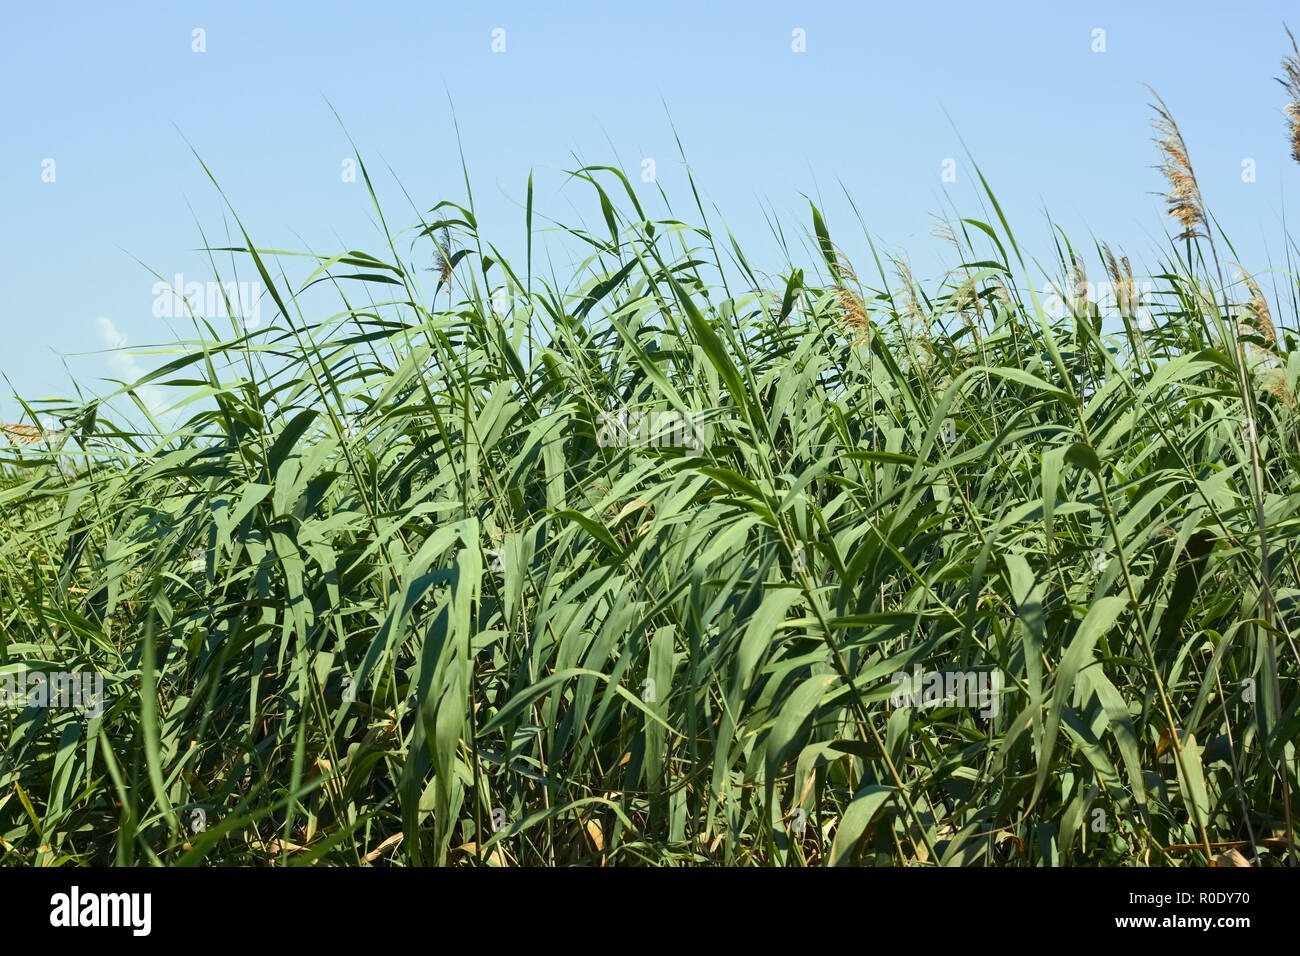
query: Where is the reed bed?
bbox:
[2,40,1300,866]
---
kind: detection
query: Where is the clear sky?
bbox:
[3,1,1298,423]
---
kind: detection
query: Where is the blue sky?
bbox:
[3,1,1298,423]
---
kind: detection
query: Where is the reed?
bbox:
[1,34,1299,868]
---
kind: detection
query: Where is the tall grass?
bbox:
[2,58,1299,867]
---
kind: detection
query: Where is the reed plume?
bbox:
[832,251,871,347]
[429,226,454,287]
[1102,243,1137,316]
[835,287,869,335]
[992,274,1013,309]
[0,423,63,446]
[1239,269,1278,348]
[947,272,984,344]
[834,248,860,286]
[1148,89,1206,241]
[930,214,961,254]
[888,256,924,332]
[1,423,45,445]
[1279,26,1300,164]
[1069,252,1089,312]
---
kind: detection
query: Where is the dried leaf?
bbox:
[1213,848,1251,867]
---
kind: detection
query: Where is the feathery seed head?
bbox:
[930,215,961,253]
[834,287,871,347]
[429,227,454,286]
[0,423,63,446]
[834,249,860,286]
[1070,252,1089,308]
[1102,243,1138,315]
[1148,90,1206,241]
[1238,269,1278,348]
[1279,26,1300,164]
[992,275,1013,308]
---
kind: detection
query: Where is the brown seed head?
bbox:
[1148,89,1206,241]
[0,424,45,445]
[835,287,871,348]
[888,256,924,332]
[834,249,860,286]
[1238,269,1278,348]
[1279,26,1300,164]
[1102,243,1138,315]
